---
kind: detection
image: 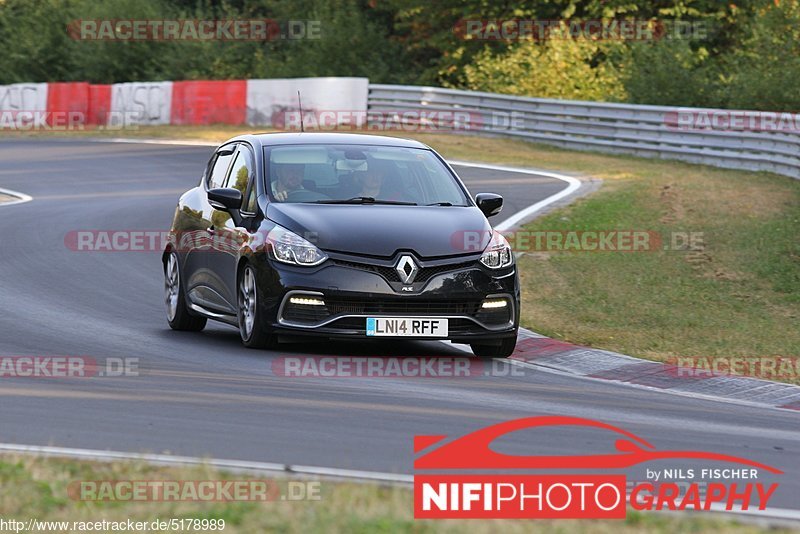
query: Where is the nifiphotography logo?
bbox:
[413,416,782,519]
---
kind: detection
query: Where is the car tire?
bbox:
[470,337,517,359]
[238,264,276,349]
[165,251,207,332]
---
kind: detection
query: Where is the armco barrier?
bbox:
[367,84,800,180]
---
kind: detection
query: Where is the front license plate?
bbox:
[366,317,449,337]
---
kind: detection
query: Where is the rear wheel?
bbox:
[238,264,276,349]
[470,337,517,359]
[165,252,206,331]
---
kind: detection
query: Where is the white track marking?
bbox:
[0,187,33,206]
[0,443,412,485]
[448,160,582,231]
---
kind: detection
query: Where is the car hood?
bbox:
[266,203,492,258]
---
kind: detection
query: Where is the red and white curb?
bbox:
[509,329,800,412]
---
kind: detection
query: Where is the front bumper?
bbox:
[254,250,520,343]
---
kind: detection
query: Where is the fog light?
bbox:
[481,299,508,309]
[289,296,326,306]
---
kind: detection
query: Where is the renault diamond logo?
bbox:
[395,255,419,285]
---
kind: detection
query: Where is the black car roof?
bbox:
[226,132,432,150]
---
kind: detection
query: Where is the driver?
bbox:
[272,163,305,201]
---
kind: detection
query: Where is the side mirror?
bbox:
[208,188,242,212]
[475,193,503,218]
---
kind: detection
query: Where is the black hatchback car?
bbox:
[163,133,520,358]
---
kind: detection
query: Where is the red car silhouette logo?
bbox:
[414,416,782,473]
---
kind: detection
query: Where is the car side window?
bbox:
[226,145,257,215]
[207,146,235,189]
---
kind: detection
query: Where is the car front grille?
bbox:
[332,259,475,284]
[325,297,481,316]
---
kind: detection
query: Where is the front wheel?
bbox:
[238,264,276,349]
[470,337,517,359]
[164,251,206,332]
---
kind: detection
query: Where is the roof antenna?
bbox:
[297,91,305,133]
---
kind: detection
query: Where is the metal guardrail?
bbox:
[368,84,800,180]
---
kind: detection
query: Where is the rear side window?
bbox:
[207,150,235,189]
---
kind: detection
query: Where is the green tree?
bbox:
[462,26,628,102]
[721,0,800,110]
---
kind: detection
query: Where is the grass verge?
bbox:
[0,454,786,533]
[2,126,798,379]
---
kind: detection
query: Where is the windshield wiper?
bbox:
[425,202,455,206]
[315,197,417,206]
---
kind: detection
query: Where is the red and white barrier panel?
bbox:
[0,77,367,129]
[172,80,247,125]
[0,81,117,128]
[109,81,173,126]
[0,83,51,128]
[246,76,368,126]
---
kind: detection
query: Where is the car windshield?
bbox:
[264,144,470,206]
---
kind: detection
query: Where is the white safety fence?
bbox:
[368,84,800,180]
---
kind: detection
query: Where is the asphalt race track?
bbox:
[0,139,797,511]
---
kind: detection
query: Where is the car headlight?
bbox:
[480,230,513,269]
[266,226,328,266]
